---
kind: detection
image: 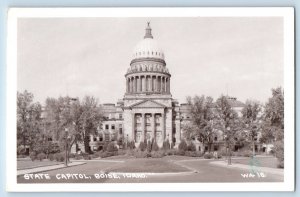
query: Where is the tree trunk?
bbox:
[228,144,232,165]
[252,140,255,157]
[84,135,90,153]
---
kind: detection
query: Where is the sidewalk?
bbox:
[210,160,284,175]
[17,161,86,176]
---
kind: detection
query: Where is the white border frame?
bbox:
[6,7,295,192]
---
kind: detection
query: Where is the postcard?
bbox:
[6,7,294,192]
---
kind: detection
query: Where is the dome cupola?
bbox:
[132,22,165,61]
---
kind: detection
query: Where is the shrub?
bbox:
[100,151,115,158]
[175,149,186,156]
[165,149,176,156]
[107,142,118,152]
[17,154,27,158]
[147,140,152,152]
[275,140,284,168]
[187,142,196,152]
[133,150,149,158]
[185,151,197,157]
[69,153,76,158]
[151,150,165,158]
[29,152,37,161]
[127,141,136,150]
[152,141,159,151]
[54,152,65,162]
[83,155,92,160]
[162,140,171,151]
[48,154,55,161]
[117,149,127,156]
[178,140,188,151]
[102,142,109,152]
[138,141,147,151]
[204,152,214,159]
[74,154,83,160]
[195,151,204,157]
[37,153,46,161]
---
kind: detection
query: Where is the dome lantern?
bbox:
[144,22,153,39]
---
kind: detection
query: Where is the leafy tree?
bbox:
[184,95,215,152]
[215,95,243,165]
[241,100,261,156]
[17,90,42,153]
[262,87,284,167]
[79,96,103,153]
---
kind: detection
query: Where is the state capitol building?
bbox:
[85,23,246,152]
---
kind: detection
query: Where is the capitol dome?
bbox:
[132,23,165,60]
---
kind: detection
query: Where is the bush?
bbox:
[138,141,147,151]
[133,150,149,158]
[83,155,92,160]
[48,154,55,161]
[69,153,76,158]
[54,152,65,162]
[151,150,165,158]
[162,140,171,151]
[175,149,186,156]
[17,154,27,158]
[204,152,214,159]
[127,141,136,150]
[100,151,115,158]
[29,152,37,161]
[117,149,127,156]
[107,142,118,152]
[178,140,188,151]
[165,149,176,156]
[275,140,284,168]
[187,142,196,152]
[147,140,152,152]
[74,154,83,160]
[152,141,159,151]
[37,153,46,161]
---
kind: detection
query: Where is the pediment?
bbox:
[130,100,166,109]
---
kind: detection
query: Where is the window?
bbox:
[93,137,97,141]
[214,136,218,141]
[111,125,115,130]
[119,113,123,119]
[104,133,110,141]
[119,128,123,134]
[105,125,109,130]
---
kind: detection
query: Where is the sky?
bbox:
[17,17,283,105]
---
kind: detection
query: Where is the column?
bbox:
[168,78,170,93]
[157,76,160,92]
[152,113,155,141]
[143,76,147,92]
[150,76,153,92]
[132,113,135,142]
[161,77,164,93]
[165,77,167,93]
[126,78,129,93]
[142,113,145,142]
[161,113,165,140]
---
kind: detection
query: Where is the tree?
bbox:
[215,95,243,165]
[241,100,261,156]
[17,90,42,154]
[184,95,215,152]
[79,96,102,153]
[262,87,284,167]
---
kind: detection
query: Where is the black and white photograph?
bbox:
[6,8,294,192]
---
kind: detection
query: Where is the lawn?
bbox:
[17,159,62,170]
[231,156,278,168]
[107,158,190,173]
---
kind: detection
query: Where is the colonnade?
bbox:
[126,75,170,93]
[132,113,165,142]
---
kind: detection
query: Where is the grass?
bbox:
[107,158,190,173]
[231,156,278,168]
[17,159,62,170]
